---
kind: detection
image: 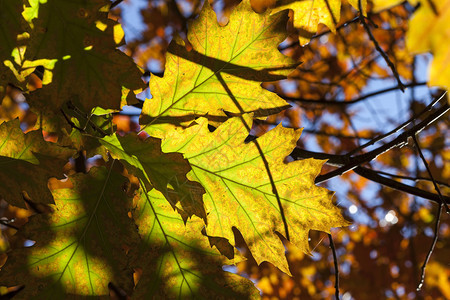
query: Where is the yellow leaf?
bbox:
[160,115,349,275]
[0,119,75,207]
[406,0,450,92]
[272,0,366,46]
[424,261,450,299]
[140,0,298,138]
[131,188,260,299]
[370,0,402,13]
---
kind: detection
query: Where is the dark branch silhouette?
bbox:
[328,233,340,300]
[280,82,427,106]
[359,0,405,91]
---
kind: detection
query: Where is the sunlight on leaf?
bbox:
[160,115,349,274]
[0,119,74,207]
[131,188,260,299]
[0,0,27,99]
[272,0,366,46]
[0,167,139,298]
[23,0,144,131]
[140,0,298,138]
[406,0,450,93]
[100,133,206,220]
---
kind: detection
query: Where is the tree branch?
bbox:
[372,170,450,188]
[346,91,446,156]
[280,82,426,106]
[314,102,449,183]
[328,233,340,300]
[110,0,124,10]
[412,135,449,212]
[417,203,443,291]
[353,167,449,204]
[359,0,405,91]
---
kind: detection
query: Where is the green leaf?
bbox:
[100,133,206,220]
[160,115,349,274]
[140,0,298,138]
[131,188,260,299]
[60,108,115,160]
[0,119,74,207]
[0,166,140,299]
[0,0,27,99]
[23,0,144,130]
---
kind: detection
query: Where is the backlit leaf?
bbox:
[406,0,450,92]
[0,119,74,207]
[272,0,366,45]
[370,0,408,13]
[131,188,260,299]
[160,115,349,274]
[100,133,206,220]
[23,0,144,130]
[0,0,26,99]
[140,0,298,138]
[0,166,140,298]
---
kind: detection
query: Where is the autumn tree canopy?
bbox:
[0,0,448,299]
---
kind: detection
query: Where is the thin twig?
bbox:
[110,0,124,10]
[346,91,446,156]
[0,219,19,230]
[426,0,439,16]
[417,203,443,291]
[279,17,360,51]
[281,82,427,106]
[371,170,450,188]
[412,135,449,212]
[358,0,405,91]
[328,233,340,299]
[315,103,449,183]
[353,167,448,204]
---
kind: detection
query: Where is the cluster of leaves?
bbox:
[0,0,353,298]
[0,0,449,299]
